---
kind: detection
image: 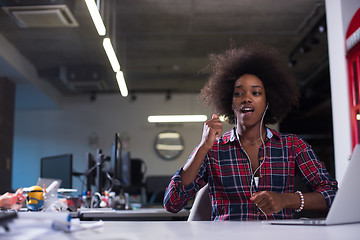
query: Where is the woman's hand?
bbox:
[250,191,286,214]
[181,114,222,186]
[200,114,223,149]
[250,190,328,215]
[0,189,25,210]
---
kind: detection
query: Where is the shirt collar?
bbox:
[222,127,278,144]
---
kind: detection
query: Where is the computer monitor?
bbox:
[110,133,132,191]
[40,154,73,189]
[86,152,96,192]
[121,151,131,187]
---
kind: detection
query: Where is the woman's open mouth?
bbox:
[240,107,254,114]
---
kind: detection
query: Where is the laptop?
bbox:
[270,144,360,226]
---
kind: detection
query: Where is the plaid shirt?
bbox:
[164,128,338,221]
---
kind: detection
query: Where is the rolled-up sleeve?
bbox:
[163,149,208,213]
[296,143,338,209]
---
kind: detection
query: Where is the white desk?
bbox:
[78,208,189,221]
[2,220,360,240]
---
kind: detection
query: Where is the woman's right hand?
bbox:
[200,114,223,149]
[181,114,223,186]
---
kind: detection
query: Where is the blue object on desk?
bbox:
[26,186,44,211]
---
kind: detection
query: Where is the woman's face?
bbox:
[232,74,267,128]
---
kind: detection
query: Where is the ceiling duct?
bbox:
[2,4,78,28]
[59,66,108,92]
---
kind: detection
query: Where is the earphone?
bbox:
[250,103,268,194]
[236,103,269,219]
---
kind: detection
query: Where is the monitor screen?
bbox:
[110,133,132,190]
[121,151,131,187]
[111,133,122,184]
[86,152,96,191]
[40,154,73,189]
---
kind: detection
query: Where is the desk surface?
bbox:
[78,208,189,221]
[2,220,360,240]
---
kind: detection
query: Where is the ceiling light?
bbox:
[103,38,120,72]
[85,0,106,36]
[116,71,128,97]
[356,114,360,121]
[318,25,326,33]
[148,115,208,123]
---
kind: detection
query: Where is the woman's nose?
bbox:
[242,93,252,103]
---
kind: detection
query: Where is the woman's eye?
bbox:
[234,92,243,96]
[253,92,261,96]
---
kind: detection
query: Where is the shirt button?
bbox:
[257,212,261,215]
[260,175,263,178]
[260,157,263,160]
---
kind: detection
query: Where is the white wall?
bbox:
[12,93,232,192]
[326,0,360,184]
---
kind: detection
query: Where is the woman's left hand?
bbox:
[250,191,285,214]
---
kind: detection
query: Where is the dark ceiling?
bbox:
[0,0,329,97]
[0,0,332,130]
[0,0,335,178]
[0,0,334,169]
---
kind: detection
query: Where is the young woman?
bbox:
[163,44,338,221]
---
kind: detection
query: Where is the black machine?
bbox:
[83,133,146,195]
[40,154,73,189]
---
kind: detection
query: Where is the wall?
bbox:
[12,93,232,192]
[326,0,360,184]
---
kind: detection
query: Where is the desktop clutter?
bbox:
[23,182,131,213]
[23,180,74,212]
[25,133,148,214]
[1,133,147,235]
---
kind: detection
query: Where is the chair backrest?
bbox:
[131,158,146,186]
[146,175,173,204]
[187,184,212,221]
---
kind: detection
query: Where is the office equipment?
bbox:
[40,154,73,189]
[110,133,122,186]
[95,149,108,193]
[110,133,131,191]
[145,176,172,204]
[130,158,146,187]
[86,152,96,192]
[121,151,131,187]
[271,144,360,226]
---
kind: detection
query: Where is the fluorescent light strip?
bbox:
[116,71,128,97]
[158,133,181,139]
[85,0,106,36]
[156,144,184,151]
[148,115,208,123]
[103,38,120,72]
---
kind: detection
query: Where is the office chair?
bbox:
[145,176,173,205]
[187,184,212,221]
